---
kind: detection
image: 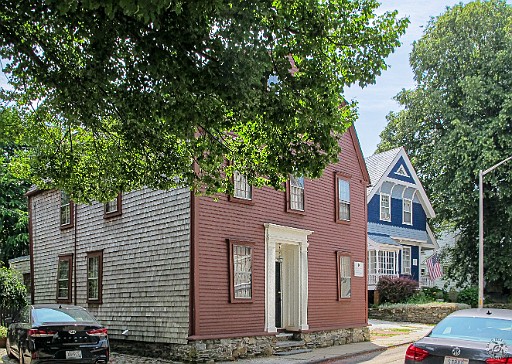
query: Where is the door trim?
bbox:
[264,223,312,333]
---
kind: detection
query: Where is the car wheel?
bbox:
[6,338,15,359]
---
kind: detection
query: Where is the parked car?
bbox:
[405,308,512,364]
[6,304,109,363]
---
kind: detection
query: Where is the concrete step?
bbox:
[274,348,313,356]
[274,340,306,353]
[275,332,294,341]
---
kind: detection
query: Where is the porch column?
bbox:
[265,233,277,333]
[299,241,309,331]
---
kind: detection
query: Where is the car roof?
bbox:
[447,308,512,320]
[30,304,87,311]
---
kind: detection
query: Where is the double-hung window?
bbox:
[57,255,73,303]
[380,194,391,221]
[104,194,122,218]
[60,192,74,228]
[337,252,351,299]
[378,251,396,275]
[233,171,252,200]
[87,251,103,303]
[403,198,412,225]
[289,175,305,211]
[402,246,411,275]
[229,240,254,302]
[336,176,350,222]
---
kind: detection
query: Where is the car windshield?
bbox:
[32,308,98,325]
[430,316,512,344]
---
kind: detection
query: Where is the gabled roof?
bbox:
[365,147,435,218]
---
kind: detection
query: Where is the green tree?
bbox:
[0,107,29,266]
[378,0,512,292]
[0,266,27,311]
[0,0,407,203]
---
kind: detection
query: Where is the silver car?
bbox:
[405,308,512,364]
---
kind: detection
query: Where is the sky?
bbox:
[346,1,473,158]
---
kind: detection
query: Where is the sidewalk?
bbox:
[0,320,433,364]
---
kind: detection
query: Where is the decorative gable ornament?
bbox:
[396,165,409,177]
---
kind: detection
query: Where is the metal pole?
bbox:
[478,170,484,308]
[478,155,512,309]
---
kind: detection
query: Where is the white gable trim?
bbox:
[367,147,435,218]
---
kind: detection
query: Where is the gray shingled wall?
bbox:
[30,188,191,344]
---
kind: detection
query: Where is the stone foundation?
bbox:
[368,303,470,324]
[111,326,369,363]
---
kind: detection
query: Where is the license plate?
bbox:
[65,350,82,359]
[443,356,469,364]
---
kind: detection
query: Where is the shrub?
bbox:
[377,276,418,304]
[0,267,27,312]
[457,286,478,308]
[0,326,6,338]
[421,287,448,301]
[407,290,434,304]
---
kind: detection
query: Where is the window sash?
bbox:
[233,171,252,200]
[377,251,396,275]
[87,252,102,302]
[380,194,391,221]
[403,199,412,224]
[105,199,118,213]
[232,244,252,300]
[402,247,411,274]
[290,176,304,211]
[339,255,351,299]
[338,179,350,221]
[57,256,72,301]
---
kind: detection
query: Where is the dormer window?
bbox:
[380,194,391,221]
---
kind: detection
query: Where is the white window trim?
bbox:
[403,198,413,225]
[402,246,412,274]
[380,193,391,221]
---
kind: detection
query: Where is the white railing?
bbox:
[368,273,399,287]
[420,276,434,288]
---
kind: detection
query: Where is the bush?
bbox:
[0,267,27,311]
[421,287,449,301]
[407,290,434,304]
[377,276,418,304]
[457,286,478,308]
[0,326,6,338]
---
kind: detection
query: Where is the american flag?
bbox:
[426,252,443,281]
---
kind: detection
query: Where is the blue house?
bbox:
[365,147,438,297]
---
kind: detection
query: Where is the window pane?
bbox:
[57,259,70,299]
[340,256,351,298]
[234,171,252,200]
[290,175,304,210]
[338,179,350,202]
[105,199,118,213]
[233,245,252,299]
[403,199,412,224]
[381,194,391,220]
[87,255,100,300]
[60,192,71,225]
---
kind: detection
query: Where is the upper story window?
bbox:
[402,246,411,274]
[289,175,305,211]
[337,252,351,299]
[233,171,252,200]
[336,176,350,222]
[228,240,254,303]
[87,251,103,303]
[57,254,73,303]
[403,198,413,225]
[60,192,74,228]
[380,193,391,221]
[104,193,122,218]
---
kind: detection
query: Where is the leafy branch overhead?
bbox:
[0,0,408,202]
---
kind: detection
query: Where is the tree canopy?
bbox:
[0,107,29,266]
[378,0,512,291]
[0,0,408,203]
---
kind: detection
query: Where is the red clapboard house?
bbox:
[27,126,370,362]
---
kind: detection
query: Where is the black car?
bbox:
[405,308,512,364]
[6,304,109,364]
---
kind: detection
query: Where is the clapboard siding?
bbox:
[30,188,191,344]
[194,128,368,336]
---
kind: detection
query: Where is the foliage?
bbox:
[0,325,6,338]
[457,286,479,308]
[0,267,27,311]
[0,108,29,266]
[377,0,512,291]
[407,287,449,304]
[0,0,408,203]
[406,290,435,304]
[377,276,418,304]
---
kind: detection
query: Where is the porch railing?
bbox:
[419,276,435,288]
[368,273,399,287]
